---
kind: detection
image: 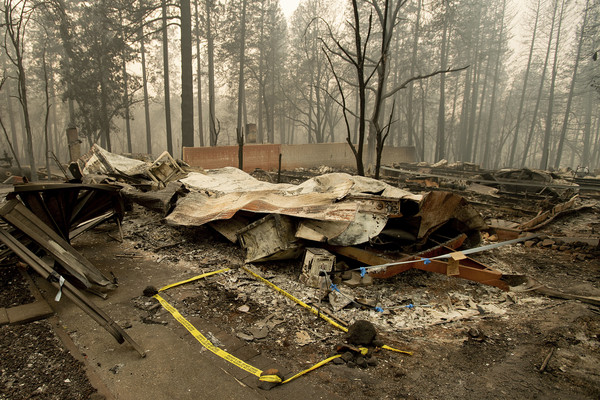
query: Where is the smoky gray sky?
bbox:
[280,0,301,18]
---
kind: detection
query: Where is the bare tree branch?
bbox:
[383,65,469,99]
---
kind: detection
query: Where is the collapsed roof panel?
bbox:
[79,144,148,177]
[166,168,424,247]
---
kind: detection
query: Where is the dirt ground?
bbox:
[1,187,599,399]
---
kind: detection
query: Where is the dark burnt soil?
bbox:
[0,321,96,400]
[163,268,600,400]
[0,260,97,399]
[0,264,35,308]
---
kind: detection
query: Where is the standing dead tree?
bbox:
[2,0,37,180]
[321,0,467,178]
[0,74,23,175]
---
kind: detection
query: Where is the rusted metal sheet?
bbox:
[415,191,487,240]
[120,182,184,216]
[297,212,388,246]
[167,169,428,248]
[518,196,581,231]
[79,144,148,177]
[487,219,521,240]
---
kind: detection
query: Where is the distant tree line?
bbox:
[0,0,599,180]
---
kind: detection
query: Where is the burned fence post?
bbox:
[66,126,81,163]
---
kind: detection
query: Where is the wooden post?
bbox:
[66,126,81,163]
[237,127,244,170]
[277,153,282,183]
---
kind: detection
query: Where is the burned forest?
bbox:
[1,0,600,399]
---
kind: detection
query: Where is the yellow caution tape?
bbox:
[154,266,412,389]
[382,345,413,356]
[241,265,349,333]
[279,354,342,384]
[154,268,345,386]
[154,293,263,377]
[158,268,231,292]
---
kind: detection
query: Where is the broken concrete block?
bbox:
[343,271,373,287]
[236,332,254,341]
[248,326,269,340]
[341,270,353,280]
[541,239,556,247]
[524,240,536,247]
[329,290,353,311]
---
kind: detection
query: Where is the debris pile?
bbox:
[1,145,599,397]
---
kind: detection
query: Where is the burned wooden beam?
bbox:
[0,199,113,289]
[12,182,124,241]
[327,234,513,291]
[0,226,145,357]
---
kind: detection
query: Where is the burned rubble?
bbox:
[1,146,599,398]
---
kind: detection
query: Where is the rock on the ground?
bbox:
[346,320,377,345]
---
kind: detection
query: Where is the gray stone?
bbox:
[341,351,354,362]
[236,332,254,341]
[333,357,345,365]
[356,356,368,368]
[248,327,268,340]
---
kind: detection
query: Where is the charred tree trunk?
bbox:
[482,0,506,169]
[236,0,247,167]
[554,0,587,169]
[181,0,195,152]
[194,0,204,146]
[140,26,152,154]
[162,0,173,154]
[521,0,558,167]
[206,0,217,146]
[435,6,449,162]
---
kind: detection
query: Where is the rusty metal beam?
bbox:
[327,234,510,290]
